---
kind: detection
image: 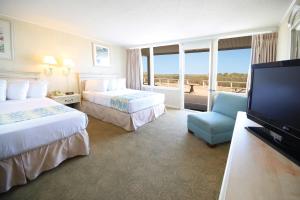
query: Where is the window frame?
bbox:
[141,48,151,86]
[216,36,252,94]
[152,44,180,88]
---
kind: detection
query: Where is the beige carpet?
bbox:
[0,109,230,200]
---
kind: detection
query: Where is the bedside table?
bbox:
[49,93,81,108]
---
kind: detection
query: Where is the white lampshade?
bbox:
[63,58,74,67]
[43,56,57,65]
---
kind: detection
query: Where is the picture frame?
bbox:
[0,19,13,60]
[92,43,110,66]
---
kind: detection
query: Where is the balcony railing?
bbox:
[144,77,247,93]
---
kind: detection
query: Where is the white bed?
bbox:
[79,73,166,131]
[83,89,165,114]
[0,93,89,192]
[0,98,88,160]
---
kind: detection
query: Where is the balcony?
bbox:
[143,75,247,111]
[184,79,247,111]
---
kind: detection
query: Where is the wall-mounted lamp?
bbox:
[63,58,74,76]
[63,58,75,93]
[43,56,57,75]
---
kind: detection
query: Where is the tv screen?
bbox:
[249,64,300,137]
[247,59,300,165]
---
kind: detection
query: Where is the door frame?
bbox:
[181,39,218,111]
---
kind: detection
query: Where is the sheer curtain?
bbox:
[126,49,142,90]
[247,32,278,90]
[251,32,278,64]
[291,30,300,59]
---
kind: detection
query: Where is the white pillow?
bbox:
[85,79,109,92]
[0,80,7,101]
[7,80,29,100]
[85,80,97,91]
[27,80,48,98]
[108,79,119,91]
[117,78,126,90]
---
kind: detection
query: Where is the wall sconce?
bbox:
[63,58,74,76]
[43,56,57,75]
[63,58,75,93]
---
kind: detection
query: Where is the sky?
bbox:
[143,48,251,75]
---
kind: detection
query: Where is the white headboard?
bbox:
[0,70,41,80]
[78,73,120,94]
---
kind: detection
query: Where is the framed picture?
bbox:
[92,43,110,66]
[0,19,13,60]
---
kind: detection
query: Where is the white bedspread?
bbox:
[83,89,165,113]
[0,98,88,160]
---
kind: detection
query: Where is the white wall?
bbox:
[277,0,300,60]
[0,16,126,93]
[277,10,291,60]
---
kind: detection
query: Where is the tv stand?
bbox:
[219,112,300,200]
[246,126,300,166]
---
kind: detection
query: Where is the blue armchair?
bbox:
[187,92,247,146]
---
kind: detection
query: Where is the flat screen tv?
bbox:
[247,59,300,166]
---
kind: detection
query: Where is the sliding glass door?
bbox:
[183,36,252,111]
[140,36,252,110]
[184,49,210,111]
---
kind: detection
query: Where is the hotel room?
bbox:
[0,0,299,199]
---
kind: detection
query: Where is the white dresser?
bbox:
[219,112,300,200]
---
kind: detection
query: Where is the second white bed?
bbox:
[83,89,165,114]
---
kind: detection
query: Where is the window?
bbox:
[217,36,252,93]
[141,48,150,85]
[153,45,179,87]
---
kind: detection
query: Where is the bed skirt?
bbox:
[81,100,166,131]
[0,130,89,193]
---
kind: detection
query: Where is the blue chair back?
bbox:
[212,92,247,119]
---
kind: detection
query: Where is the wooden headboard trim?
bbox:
[0,70,41,80]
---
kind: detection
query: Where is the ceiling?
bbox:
[0,0,293,47]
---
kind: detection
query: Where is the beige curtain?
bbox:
[291,30,300,59]
[126,49,142,90]
[251,32,278,64]
[247,32,278,90]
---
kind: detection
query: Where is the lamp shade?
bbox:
[63,58,74,67]
[43,56,57,65]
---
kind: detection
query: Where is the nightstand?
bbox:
[49,93,81,108]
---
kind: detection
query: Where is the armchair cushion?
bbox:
[188,112,235,135]
[212,93,247,119]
